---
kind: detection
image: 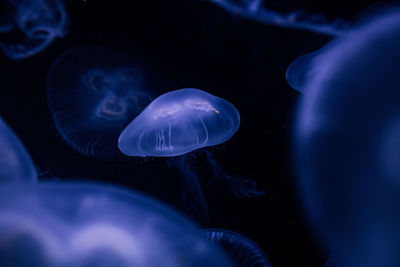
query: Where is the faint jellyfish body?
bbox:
[47,46,168,160]
[118,88,240,157]
[0,0,68,59]
[204,228,272,267]
[119,88,264,224]
[0,116,36,183]
[0,182,236,267]
[206,0,350,37]
[285,40,336,93]
[294,7,400,267]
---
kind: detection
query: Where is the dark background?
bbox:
[0,0,388,266]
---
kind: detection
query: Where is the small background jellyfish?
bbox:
[0,182,235,267]
[294,7,400,267]
[47,46,172,160]
[119,88,264,224]
[0,116,36,183]
[0,0,68,60]
[204,228,273,267]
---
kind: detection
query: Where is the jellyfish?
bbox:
[119,88,264,224]
[118,88,240,157]
[0,0,68,60]
[0,182,236,267]
[204,228,272,267]
[294,7,400,267]
[47,46,169,160]
[285,40,337,93]
[205,0,350,37]
[0,116,36,183]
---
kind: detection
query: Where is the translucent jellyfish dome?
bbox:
[119,88,240,157]
[47,46,169,159]
[294,7,400,267]
[204,228,272,267]
[0,0,68,59]
[0,116,36,183]
[0,182,235,267]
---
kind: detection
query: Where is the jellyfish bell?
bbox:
[0,116,36,183]
[285,41,337,93]
[0,182,235,267]
[294,7,400,267]
[204,228,272,267]
[0,0,68,60]
[47,46,168,160]
[118,88,240,157]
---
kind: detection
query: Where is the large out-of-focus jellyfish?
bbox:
[0,182,235,267]
[0,0,68,60]
[118,88,240,157]
[47,46,169,159]
[0,116,36,183]
[294,7,400,267]
[119,88,264,224]
[204,228,272,267]
[205,0,350,36]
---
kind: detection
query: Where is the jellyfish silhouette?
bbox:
[119,88,264,224]
[294,7,400,267]
[47,46,169,160]
[0,116,36,183]
[205,0,350,36]
[204,228,272,267]
[0,182,235,267]
[0,0,68,60]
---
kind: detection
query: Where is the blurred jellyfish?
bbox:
[294,7,400,267]
[204,228,272,267]
[0,182,236,267]
[206,0,349,36]
[285,41,337,93]
[118,88,240,157]
[0,116,36,183]
[119,89,264,224]
[0,0,68,59]
[47,46,170,160]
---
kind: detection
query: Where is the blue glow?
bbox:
[294,7,400,267]
[0,0,68,60]
[204,228,272,267]
[285,41,336,93]
[118,88,240,157]
[47,46,167,159]
[206,0,349,36]
[0,116,36,183]
[0,182,235,267]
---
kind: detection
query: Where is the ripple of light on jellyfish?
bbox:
[204,228,273,267]
[0,0,68,60]
[0,182,236,267]
[294,7,400,267]
[205,0,350,37]
[46,46,168,160]
[119,88,264,224]
[0,116,36,183]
